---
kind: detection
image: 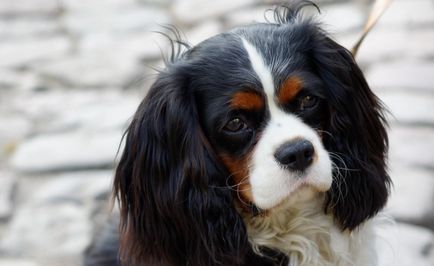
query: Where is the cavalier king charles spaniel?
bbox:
[86,1,391,265]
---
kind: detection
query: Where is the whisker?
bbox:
[210,171,250,191]
[328,152,359,172]
[316,129,334,138]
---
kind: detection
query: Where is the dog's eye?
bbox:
[299,95,318,110]
[224,117,247,132]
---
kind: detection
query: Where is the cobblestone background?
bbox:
[0,0,433,265]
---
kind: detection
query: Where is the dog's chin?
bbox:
[253,178,332,212]
[283,185,326,208]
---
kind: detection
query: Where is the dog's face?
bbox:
[193,27,333,210]
[114,4,390,265]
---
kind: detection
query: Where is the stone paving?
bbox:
[0,0,433,265]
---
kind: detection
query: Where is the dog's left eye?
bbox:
[299,95,318,110]
[223,117,247,132]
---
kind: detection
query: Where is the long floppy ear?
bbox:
[114,67,248,265]
[314,38,391,230]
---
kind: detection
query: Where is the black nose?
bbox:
[274,139,315,171]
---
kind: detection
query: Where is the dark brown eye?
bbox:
[224,117,247,132]
[299,95,318,110]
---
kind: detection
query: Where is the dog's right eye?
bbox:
[299,95,319,111]
[223,117,247,132]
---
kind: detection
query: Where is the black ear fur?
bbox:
[114,67,248,265]
[315,38,391,230]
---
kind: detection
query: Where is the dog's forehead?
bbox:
[193,22,311,65]
[188,21,319,110]
[239,24,316,78]
[235,23,296,53]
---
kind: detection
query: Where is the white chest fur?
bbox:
[242,192,378,266]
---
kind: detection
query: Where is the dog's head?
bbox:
[114,2,390,265]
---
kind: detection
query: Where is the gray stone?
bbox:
[377,91,434,126]
[368,61,434,92]
[4,89,140,133]
[0,70,41,91]
[388,126,434,169]
[4,90,102,123]
[349,29,434,63]
[59,0,137,12]
[0,259,38,266]
[137,0,171,6]
[46,91,140,132]
[79,32,168,62]
[171,0,255,26]
[380,0,434,28]
[0,115,32,159]
[320,3,365,34]
[186,20,223,46]
[387,164,434,225]
[62,7,169,35]
[0,19,60,39]
[0,203,92,258]
[0,70,19,90]
[10,129,123,173]
[31,171,113,204]
[377,223,434,266]
[0,173,16,220]
[0,37,70,68]
[0,0,60,17]
[36,53,138,88]
[2,90,72,125]
[223,7,268,29]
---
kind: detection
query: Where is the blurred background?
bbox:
[0,0,433,265]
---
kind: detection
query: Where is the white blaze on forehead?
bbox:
[241,38,332,210]
[241,39,277,111]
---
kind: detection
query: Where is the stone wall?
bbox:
[0,0,433,265]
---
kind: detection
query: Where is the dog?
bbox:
[85,1,391,265]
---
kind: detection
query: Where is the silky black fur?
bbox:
[86,1,390,265]
[114,68,250,265]
[315,38,391,230]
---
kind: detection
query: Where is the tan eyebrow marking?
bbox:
[277,76,303,104]
[230,91,264,110]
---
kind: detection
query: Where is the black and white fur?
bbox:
[85,1,391,265]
